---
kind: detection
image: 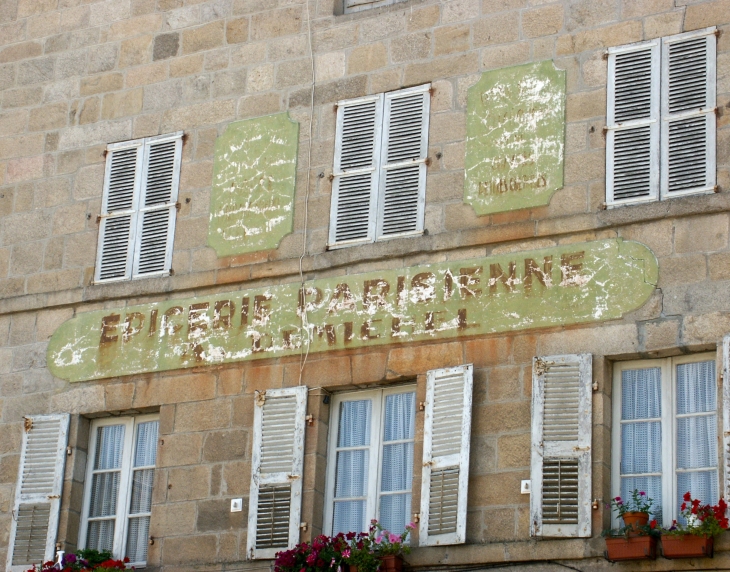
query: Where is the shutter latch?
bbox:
[572,446,590,452]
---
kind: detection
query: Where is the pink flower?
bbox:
[388,533,399,543]
[407,522,416,530]
[343,550,350,558]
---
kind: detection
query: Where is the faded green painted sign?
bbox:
[465,61,565,215]
[208,113,299,256]
[48,239,657,382]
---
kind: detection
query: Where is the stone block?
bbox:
[153,32,179,60]
[657,254,707,287]
[643,319,680,351]
[684,0,730,30]
[275,58,312,89]
[119,35,152,68]
[226,17,248,44]
[0,41,42,63]
[101,88,144,120]
[644,11,683,38]
[202,429,247,462]
[175,399,231,433]
[386,341,463,377]
[674,214,729,253]
[470,435,497,475]
[497,433,530,469]
[196,498,246,531]
[488,366,524,401]
[246,64,273,92]
[0,110,27,137]
[434,25,470,56]
[709,252,730,280]
[315,51,345,82]
[470,471,527,507]
[429,111,466,143]
[442,0,480,24]
[482,507,518,541]
[348,43,387,74]
[163,534,217,564]
[80,73,124,96]
[167,465,210,502]
[480,41,531,70]
[149,501,196,537]
[251,7,301,41]
[3,86,42,108]
[404,52,479,85]
[182,21,224,54]
[464,337,513,368]
[473,12,519,47]
[391,32,433,63]
[473,401,530,434]
[222,459,251,495]
[408,4,440,30]
[161,99,235,131]
[17,56,55,86]
[289,75,367,107]
[0,133,45,160]
[682,311,730,345]
[522,4,564,37]
[157,432,203,467]
[133,373,216,408]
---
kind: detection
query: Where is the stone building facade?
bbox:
[0,0,729,570]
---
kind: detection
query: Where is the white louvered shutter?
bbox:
[247,387,307,560]
[419,365,473,546]
[329,95,383,247]
[7,415,70,571]
[722,334,730,515]
[660,27,716,199]
[530,354,592,538]
[377,84,429,240]
[133,133,182,278]
[343,0,400,13]
[95,141,143,282]
[606,40,660,206]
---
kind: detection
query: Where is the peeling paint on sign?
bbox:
[208,113,299,256]
[48,239,657,382]
[465,61,565,215]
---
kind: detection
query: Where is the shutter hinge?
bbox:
[713,185,720,193]
[23,417,32,432]
[592,382,599,392]
[333,103,338,113]
[602,51,609,60]
[66,446,72,456]
[423,460,434,467]
[328,173,334,182]
[305,414,314,426]
[428,87,435,97]
[534,358,549,376]
[300,522,308,531]
[96,214,101,224]
[255,391,266,407]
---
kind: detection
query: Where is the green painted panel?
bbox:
[208,113,299,256]
[48,239,657,382]
[465,61,565,215]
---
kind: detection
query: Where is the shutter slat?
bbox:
[660,28,716,198]
[7,415,70,571]
[606,41,660,206]
[247,387,307,560]
[531,355,592,538]
[419,365,472,546]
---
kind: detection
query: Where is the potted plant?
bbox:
[26,550,129,572]
[661,493,729,559]
[609,489,654,535]
[274,533,348,572]
[604,490,659,562]
[371,521,415,572]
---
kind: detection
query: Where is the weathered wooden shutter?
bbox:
[132,133,182,278]
[376,84,429,240]
[247,387,307,559]
[606,40,660,206]
[95,141,143,282]
[329,94,383,247]
[7,415,70,571]
[419,365,473,546]
[722,334,730,514]
[660,27,716,199]
[530,354,592,538]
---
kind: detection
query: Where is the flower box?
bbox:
[661,535,714,559]
[604,536,657,562]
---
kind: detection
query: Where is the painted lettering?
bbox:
[100,314,120,344]
[411,272,435,303]
[489,262,517,294]
[363,279,390,310]
[316,324,337,346]
[162,306,184,335]
[253,294,272,325]
[561,251,585,286]
[213,300,235,329]
[299,286,323,314]
[149,309,158,337]
[524,256,553,293]
[458,267,482,299]
[122,312,145,343]
[328,284,356,314]
[240,297,250,327]
[361,320,381,340]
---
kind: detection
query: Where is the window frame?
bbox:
[323,384,417,536]
[328,84,430,249]
[340,0,407,15]
[611,353,720,528]
[606,27,716,208]
[79,414,159,567]
[94,131,182,284]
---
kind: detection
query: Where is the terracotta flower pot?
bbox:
[622,511,650,535]
[378,554,404,572]
[661,534,714,559]
[605,536,657,562]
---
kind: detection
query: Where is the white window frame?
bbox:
[342,0,407,15]
[606,27,716,207]
[79,414,159,567]
[94,131,182,284]
[328,84,430,249]
[323,384,417,535]
[611,353,720,528]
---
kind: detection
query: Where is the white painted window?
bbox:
[606,27,716,207]
[611,354,720,527]
[343,0,407,14]
[79,415,159,567]
[7,415,70,572]
[247,387,307,560]
[324,385,417,536]
[723,336,730,508]
[329,84,430,248]
[95,132,182,283]
[530,355,592,538]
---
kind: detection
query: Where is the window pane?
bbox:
[335,450,369,497]
[676,361,716,414]
[134,421,159,467]
[87,519,115,553]
[677,416,717,469]
[129,469,154,514]
[126,516,150,563]
[381,442,413,492]
[383,392,415,441]
[621,368,661,420]
[677,470,719,523]
[333,500,366,535]
[621,476,662,522]
[621,421,662,474]
[338,400,371,448]
[379,493,411,535]
[90,472,120,518]
[94,425,125,470]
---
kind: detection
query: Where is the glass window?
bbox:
[325,387,416,535]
